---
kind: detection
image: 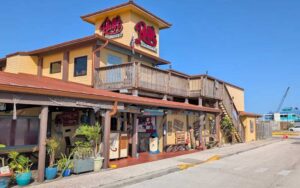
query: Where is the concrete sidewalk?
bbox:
[30,138,280,188]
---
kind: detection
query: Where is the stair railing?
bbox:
[221,84,244,142]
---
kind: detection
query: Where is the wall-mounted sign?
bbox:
[173,119,184,131]
[134,21,157,52]
[100,16,123,39]
[138,116,156,133]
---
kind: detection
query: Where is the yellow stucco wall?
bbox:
[68,46,93,86]
[241,116,257,142]
[42,53,63,79]
[226,85,245,111]
[94,11,160,57]
[4,55,38,75]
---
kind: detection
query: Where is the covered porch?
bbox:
[0,72,220,185]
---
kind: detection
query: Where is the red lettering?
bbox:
[135,21,157,47]
[100,16,123,36]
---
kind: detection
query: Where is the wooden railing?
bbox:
[96,63,134,90]
[221,84,244,142]
[96,64,233,101]
[95,63,189,96]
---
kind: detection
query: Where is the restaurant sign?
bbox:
[100,16,123,39]
[135,21,157,52]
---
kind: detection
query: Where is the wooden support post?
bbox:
[93,46,101,88]
[103,111,111,169]
[198,97,203,106]
[89,109,96,125]
[163,94,168,101]
[216,113,221,146]
[124,113,128,131]
[37,57,43,77]
[214,100,219,109]
[132,114,138,158]
[37,106,48,183]
[185,98,189,104]
[62,51,69,81]
[199,112,206,150]
[132,89,139,97]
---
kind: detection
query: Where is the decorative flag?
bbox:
[130,34,135,55]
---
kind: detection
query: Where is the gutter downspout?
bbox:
[92,40,109,87]
[103,100,118,169]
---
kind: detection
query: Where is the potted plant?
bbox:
[45,138,59,180]
[72,140,94,174]
[74,122,103,172]
[8,151,32,186]
[57,153,74,177]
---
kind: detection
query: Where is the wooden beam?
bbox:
[102,111,111,169]
[0,92,124,110]
[62,51,69,81]
[37,57,43,77]
[132,113,138,158]
[37,106,48,182]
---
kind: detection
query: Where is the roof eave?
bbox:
[81,1,172,29]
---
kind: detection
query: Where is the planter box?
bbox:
[73,158,94,174]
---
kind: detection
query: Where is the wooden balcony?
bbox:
[95,63,224,99]
[95,62,189,97]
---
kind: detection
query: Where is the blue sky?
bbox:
[0,0,299,114]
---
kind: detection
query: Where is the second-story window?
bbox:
[50,61,61,74]
[107,54,122,66]
[74,56,87,77]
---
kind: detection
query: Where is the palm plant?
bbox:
[8,151,32,174]
[57,152,74,175]
[46,138,60,167]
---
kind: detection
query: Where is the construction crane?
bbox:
[276,87,290,113]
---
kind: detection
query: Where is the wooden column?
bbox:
[132,114,138,158]
[37,57,43,77]
[37,106,48,183]
[198,97,203,106]
[89,110,96,125]
[214,100,219,109]
[199,112,206,150]
[185,98,189,104]
[216,113,221,146]
[103,111,111,169]
[93,46,101,88]
[62,51,69,81]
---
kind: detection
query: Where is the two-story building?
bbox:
[0,1,259,182]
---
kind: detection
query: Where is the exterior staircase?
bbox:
[219,85,244,143]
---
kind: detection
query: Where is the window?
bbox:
[74,56,87,77]
[50,61,61,74]
[107,54,122,66]
[250,120,254,133]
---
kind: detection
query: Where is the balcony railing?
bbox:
[95,63,223,99]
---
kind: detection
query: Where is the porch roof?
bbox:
[0,72,220,113]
